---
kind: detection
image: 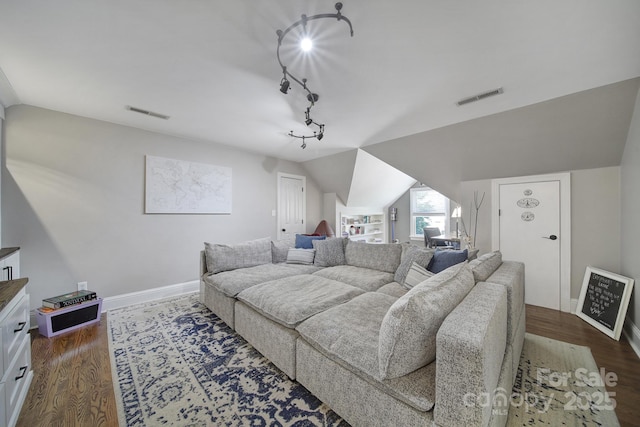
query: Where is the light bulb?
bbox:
[300,37,313,52]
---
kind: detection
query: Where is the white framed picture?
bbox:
[576,266,634,340]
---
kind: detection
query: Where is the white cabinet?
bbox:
[0,287,32,427]
[340,213,386,243]
[1,249,19,281]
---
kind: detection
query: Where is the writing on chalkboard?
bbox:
[577,266,634,341]
[581,272,623,330]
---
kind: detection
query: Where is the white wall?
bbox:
[621,87,640,349]
[2,105,321,310]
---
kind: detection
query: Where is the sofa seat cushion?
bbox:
[312,265,395,292]
[376,282,409,299]
[296,292,437,412]
[378,262,475,379]
[236,274,364,328]
[344,241,402,273]
[203,263,322,297]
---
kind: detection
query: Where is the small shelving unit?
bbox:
[340,213,386,244]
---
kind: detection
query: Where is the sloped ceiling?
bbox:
[364,78,640,201]
[303,149,416,208]
[0,0,639,163]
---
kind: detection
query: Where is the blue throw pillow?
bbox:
[295,234,326,249]
[427,249,468,274]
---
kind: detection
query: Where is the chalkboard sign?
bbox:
[576,267,634,340]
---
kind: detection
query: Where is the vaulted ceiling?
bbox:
[1,1,639,202]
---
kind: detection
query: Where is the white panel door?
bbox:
[277,174,306,241]
[499,180,561,309]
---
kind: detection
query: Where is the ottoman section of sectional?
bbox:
[202,263,321,329]
[235,274,365,379]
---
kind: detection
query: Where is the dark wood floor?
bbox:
[17,305,640,427]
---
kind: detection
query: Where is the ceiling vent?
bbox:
[456,87,504,106]
[126,105,170,120]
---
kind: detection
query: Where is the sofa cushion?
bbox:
[313,265,395,292]
[271,238,294,263]
[427,248,468,274]
[204,237,272,274]
[203,263,322,297]
[376,282,409,299]
[394,244,435,284]
[403,261,435,289]
[378,262,475,379]
[296,292,437,411]
[237,274,364,328]
[312,237,347,267]
[344,241,402,273]
[295,234,326,249]
[469,250,502,282]
[286,248,315,264]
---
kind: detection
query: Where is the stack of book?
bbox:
[39,290,97,313]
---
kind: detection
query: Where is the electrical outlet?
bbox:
[77,281,88,291]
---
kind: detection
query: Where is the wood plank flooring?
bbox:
[17,305,640,427]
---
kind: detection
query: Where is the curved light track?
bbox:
[276,2,354,148]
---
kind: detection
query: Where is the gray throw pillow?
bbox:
[394,244,435,284]
[403,261,435,289]
[378,262,475,379]
[312,237,347,267]
[286,248,316,265]
[204,237,272,274]
[271,239,294,263]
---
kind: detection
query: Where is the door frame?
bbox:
[277,172,306,241]
[491,172,571,312]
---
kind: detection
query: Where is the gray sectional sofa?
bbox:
[199,236,525,427]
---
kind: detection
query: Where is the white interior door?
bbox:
[497,180,562,309]
[277,173,306,241]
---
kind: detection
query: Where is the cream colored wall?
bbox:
[1,105,321,310]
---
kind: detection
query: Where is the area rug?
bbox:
[108,294,619,426]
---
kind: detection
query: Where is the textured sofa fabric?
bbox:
[200,239,525,427]
[469,250,503,282]
[312,265,395,292]
[237,274,364,328]
[344,240,402,273]
[394,244,435,284]
[204,237,272,274]
[378,262,475,379]
[312,237,347,267]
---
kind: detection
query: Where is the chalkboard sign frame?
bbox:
[576,266,634,340]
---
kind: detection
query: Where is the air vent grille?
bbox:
[456,87,504,106]
[126,105,170,120]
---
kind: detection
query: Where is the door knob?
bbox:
[282,229,286,232]
[542,235,558,240]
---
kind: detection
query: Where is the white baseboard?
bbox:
[570,298,578,314]
[102,280,200,312]
[623,318,640,359]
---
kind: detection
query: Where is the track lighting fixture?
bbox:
[276,2,354,148]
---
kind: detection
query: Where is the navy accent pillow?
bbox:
[427,249,468,274]
[295,234,326,249]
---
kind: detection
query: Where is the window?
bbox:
[410,187,450,237]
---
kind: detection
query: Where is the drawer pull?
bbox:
[15,366,27,381]
[14,321,27,333]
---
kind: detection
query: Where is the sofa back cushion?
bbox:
[271,238,294,263]
[378,262,475,379]
[469,250,503,282]
[204,237,272,274]
[312,237,347,267]
[345,241,402,273]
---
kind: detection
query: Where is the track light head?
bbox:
[280,79,290,94]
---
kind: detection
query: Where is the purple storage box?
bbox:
[36,298,103,337]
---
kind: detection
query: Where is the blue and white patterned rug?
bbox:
[108,293,619,427]
[108,293,348,426]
